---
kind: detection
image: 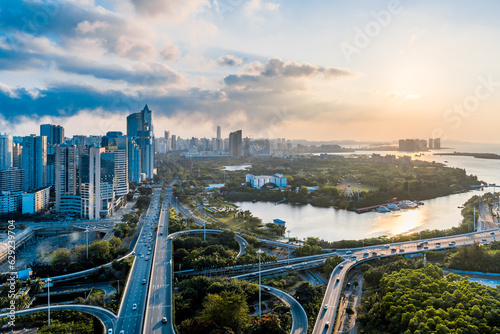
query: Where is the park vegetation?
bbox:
[175,276,291,334]
[358,261,500,334]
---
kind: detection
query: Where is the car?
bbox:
[160,232,163,235]
[119,331,124,334]
[450,240,456,244]
[399,248,405,252]
[108,329,113,334]
[147,252,151,255]
[145,257,149,261]
[449,243,455,246]
[424,246,429,249]
[482,238,487,242]
[336,277,340,282]
[435,244,441,248]
[132,303,137,310]
[263,287,270,291]
[346,250,352,254]
[384,245,390,249]
[324,304,328,310]
[491,232,495,235]
[162,317,168,324]
[325,322,330,328]
[363,252,369,257]
[391,248,397,253]
[339,264,344,268]
[142,279,146,284]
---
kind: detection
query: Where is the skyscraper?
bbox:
[0,134,13,170]
[216,126,222,151]
[229,130,242,157]
[127,104,154,137]
[80,147,115,219]
[40,124,64,146]
[55,145,81,214]
[12,143,22,168]
[22,135,47,191]
[127,105,155,181]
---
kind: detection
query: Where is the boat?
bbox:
[377,206,391,213]
[386,203,400,211]
[398,200,418,209]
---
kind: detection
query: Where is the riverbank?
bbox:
[436,151,500,160]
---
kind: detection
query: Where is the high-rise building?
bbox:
[0,134,13,170]
[128,137,141,183]
[428,138,434,149]
[55,145,81,214]
[22,186,50,214]
[127,113,143,137]
[127,104,154,137]
[22,135,47,191]
[12,143,22,168]
[216,126,222,151]
[0,168,24,192]
[229,130,242,157]
[40,124,64,146]
[136,130,154,180]
[127,105,155,181]
[433,138,441,149]
[171,135,177,151]
[80,147,115,220]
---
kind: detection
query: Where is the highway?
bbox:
[263,285,308,334]
[312,229,500,333]
[144,199,174,333]
[0,305,117,331]
[115,188,162,334]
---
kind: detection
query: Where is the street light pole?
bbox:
[287,230,291,264]
[257,249,263,320]
[47,277,51,326]
[85,228,89,259]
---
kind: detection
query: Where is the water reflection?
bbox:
[370,209,426,237]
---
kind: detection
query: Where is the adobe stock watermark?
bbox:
[432,74,500,140]
[7,220,17,327]
[21,2,60,35]
[340,0,403,63]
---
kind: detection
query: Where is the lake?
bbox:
[234,143,500,242]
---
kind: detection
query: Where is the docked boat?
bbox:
[398,200,418,209]
[377,206,391,213]
[386,203,401,211]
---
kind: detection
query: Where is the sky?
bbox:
[1,0,500,143]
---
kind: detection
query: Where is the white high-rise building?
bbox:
[55,145,81,214]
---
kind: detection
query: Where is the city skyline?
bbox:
[2,1,500,143]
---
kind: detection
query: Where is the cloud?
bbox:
[130,0,208,20]
[75,20,110,34]
[224,57,354,90]
[160,45,180,61]
[217,55,244,66]
[244,0,279,16]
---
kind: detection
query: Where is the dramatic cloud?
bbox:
[224,58,354,90]
[217,55,244,66]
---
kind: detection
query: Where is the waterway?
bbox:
[233,143,500,242]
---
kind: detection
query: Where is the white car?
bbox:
[132,304,137,310]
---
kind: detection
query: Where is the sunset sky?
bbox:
[1,0,500,142]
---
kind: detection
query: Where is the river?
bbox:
[232,142,500,242]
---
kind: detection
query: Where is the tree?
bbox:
[50,248,71,267]
[200,290,250,333]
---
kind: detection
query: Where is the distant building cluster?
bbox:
[246,174,287,189]
[398,138,441,151]
[0,105,156,219]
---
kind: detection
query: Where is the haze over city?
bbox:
[2,0,500,142]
